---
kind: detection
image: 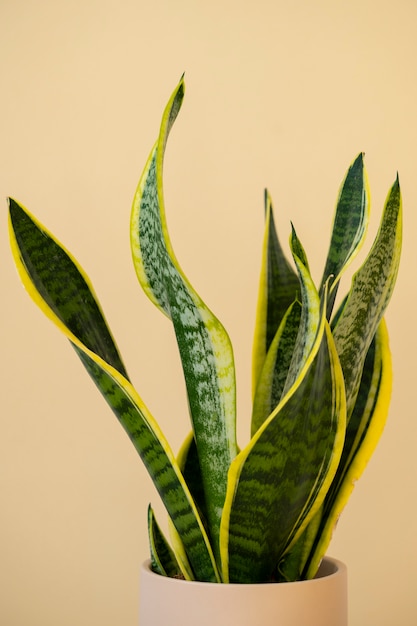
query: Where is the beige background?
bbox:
[1,0,416,624]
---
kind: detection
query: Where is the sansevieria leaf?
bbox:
[252,190,299,396]
[319,152,369,318]
[221,246,346,583]
[333,175,402,419]
[303,318,393,577]
[222,317,345,583]
[251,224,320,436]
[251,300,302,435]
[8,198,219,583]
[130,77,237,561]
[276,175,401,581]
[147,505,183,579]
[8,77,402,588]
[280,318,392,580]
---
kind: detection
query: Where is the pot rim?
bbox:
[140,555,346,588]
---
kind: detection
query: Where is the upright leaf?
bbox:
[221,248,346,583]
[319,153,369,318]
[252,191,299,395]
[294,318,393,579]
[280,320,392,581]
[333,176,402,419]
[281,228,321,395]
[222,318,345,583]
[130,77,237,562]
[276,174,401,581]
[147,505,183,579]
[251,300,302,435]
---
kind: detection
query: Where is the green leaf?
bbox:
[333,176,402,419]
[8,197,128,377]
[319,153,369,318]
[303,318,393,578]
[130,77,237,561]
[281,228,322,396]
[275,173,401,582]
[9,198,220,583]
[177,432,208,528]
[252,190,300,396]
[222,318,346,583]
[221,251,346,583]
[148,505,184,579]
[251,300,301,435]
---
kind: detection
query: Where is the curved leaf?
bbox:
[8,199,220,583]
[130,77,237,560]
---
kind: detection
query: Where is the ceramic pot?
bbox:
[139,556,347,626]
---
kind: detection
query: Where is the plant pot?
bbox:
[139,556,347,626]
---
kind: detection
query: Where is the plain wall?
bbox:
[1,1,416,624]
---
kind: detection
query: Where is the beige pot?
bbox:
[139,556,348,626]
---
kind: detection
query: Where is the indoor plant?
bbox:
[8,77,402,619]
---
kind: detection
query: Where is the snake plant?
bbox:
[8,77,402,584]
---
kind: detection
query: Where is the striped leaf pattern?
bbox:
[333,176,402,419]
[252,191,300,396]
[221,246,346,583]
[8,197,128,377]
[275,173,401,580]
[304,318,393,577]
[130,78,237,561]
[319,152,369,318]
[147,505,183,579]
[251,300,302,435]
[222,318,345,583]
[8,198,219,583]
[280,319,392,580]
[8,77,402,585]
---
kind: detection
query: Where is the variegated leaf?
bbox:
[130,77,237,561]
[221,248,346,583]
[303,318,393,578]
[252,190,300,395]
[221,318,345,583]
[147,505,183,579]
[9,198,220,583]
[319,152,369,318]
[333,176,402,419]
[251,300,301,436]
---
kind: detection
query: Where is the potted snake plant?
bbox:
[8,77,402,626]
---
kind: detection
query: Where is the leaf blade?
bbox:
[222,250,346,583]
[319,153,369,317]
[148,505,183,579]
[252,191,300,394]
[333,176,402,419]
[304,318,393,578]
[9,199,220,583]
[222,318,346,583]
[251,300,302,435]
[8,197,128,377]
[130,77,237,560]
